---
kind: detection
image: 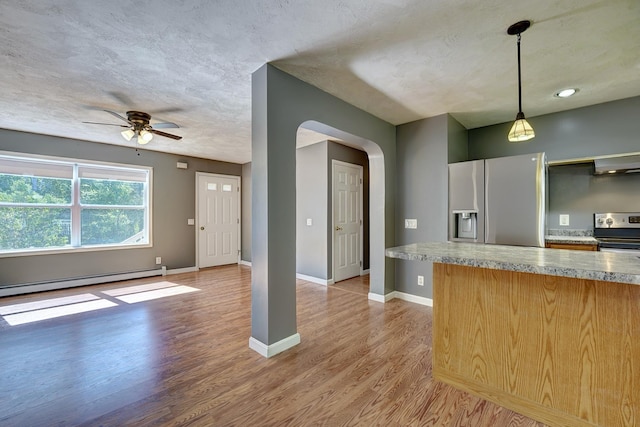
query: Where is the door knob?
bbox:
[335,226,343,231]
[200,226,205,230]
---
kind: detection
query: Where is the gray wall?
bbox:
[251,64,396,348]
[548,163,640,229]
[0,129,241,287]
[296,141,328,279]
[241,162,252,262]
[395,114,467,298]
[469,96,640,162]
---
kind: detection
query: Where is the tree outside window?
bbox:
[0,155,151,254]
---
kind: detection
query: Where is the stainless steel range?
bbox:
[594,212,640,255]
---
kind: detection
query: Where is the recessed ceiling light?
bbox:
[555,88,578,98]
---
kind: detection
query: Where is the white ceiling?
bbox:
[1,1,639,164]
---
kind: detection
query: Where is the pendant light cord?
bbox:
[517,33,522,114]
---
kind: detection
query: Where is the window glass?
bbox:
[80,179,144,206]
[0,154,151,254]
[0,175,72,204]
[81,209,145,245]
[0,207,71,250]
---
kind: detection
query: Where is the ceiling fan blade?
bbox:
[82,121,129,127]
[103,109,131,124]
[151,121,180,129]
[150,129,182,140]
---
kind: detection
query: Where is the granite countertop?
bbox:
[386,242,640,285]
[545,235,598,245]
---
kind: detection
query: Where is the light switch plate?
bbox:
[187,218,195,225]
[405,219,418,229]
[306,218,312,226]
[559,214,570,226]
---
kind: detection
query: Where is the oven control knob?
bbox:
[606,218,613,226]
[597,218,604,225]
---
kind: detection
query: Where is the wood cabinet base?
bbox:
[433,263,639,427]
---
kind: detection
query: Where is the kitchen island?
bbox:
[386,242,639,427]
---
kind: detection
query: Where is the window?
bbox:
[0,154,151,255]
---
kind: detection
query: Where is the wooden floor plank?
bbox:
[0,265,546,426]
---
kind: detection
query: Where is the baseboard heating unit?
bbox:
[0,269,164,297]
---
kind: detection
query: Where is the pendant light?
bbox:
[507,20,535,143]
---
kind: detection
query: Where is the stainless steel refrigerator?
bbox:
[449,152,546,247]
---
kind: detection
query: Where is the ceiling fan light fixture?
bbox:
[508,111,535,142]
[138,129,153,145]
[121,128,135,141]
[507,20,535,143]
[87,110,181,144]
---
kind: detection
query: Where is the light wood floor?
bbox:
[0,265,545,426]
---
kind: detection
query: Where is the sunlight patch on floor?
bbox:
[101,281,182,297]
[0,293,99,315]
[114,285,199,304]
[0,282,200,326]
[3,299,117,326]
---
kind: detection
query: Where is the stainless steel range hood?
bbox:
[594,155,640,175]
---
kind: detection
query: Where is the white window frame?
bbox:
[0,152,153,258]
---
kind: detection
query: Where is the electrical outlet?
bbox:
[417,275,424,286]
[155,257,162,265]
[559,214,570,226]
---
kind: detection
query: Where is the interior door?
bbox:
[333,161,362,282]
[197,173,240,268]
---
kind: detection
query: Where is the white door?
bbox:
[197,173,240,268]
[333,161,362,282]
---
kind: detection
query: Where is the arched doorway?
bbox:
[249,64,396,357]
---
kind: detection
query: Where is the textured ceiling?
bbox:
[1,0,639,164]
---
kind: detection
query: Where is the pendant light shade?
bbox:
[507,20,535,143]
[508,112,535,142]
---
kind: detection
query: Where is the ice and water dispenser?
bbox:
[452,210,478,240]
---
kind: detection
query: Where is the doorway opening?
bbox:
[295,126,371,291]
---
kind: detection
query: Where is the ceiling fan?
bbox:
[84,110,182,145]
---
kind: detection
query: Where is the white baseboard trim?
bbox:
[0,269,163,297]
[296,273,333,286]
[239,260,252,267]
[249,333,301,358]
[368,292,394,303]
[360,269,370,276]
[367,291,433,306]
[166,267,198,275]
[391,291,433,307]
